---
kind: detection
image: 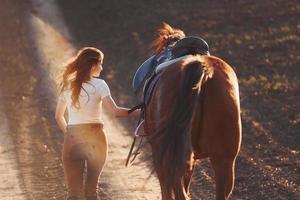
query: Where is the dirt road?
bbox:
[0,0,299,200]
[0,0,161,199]
[0,97,26,200]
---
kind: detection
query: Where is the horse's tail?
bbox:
[152,58,205,198]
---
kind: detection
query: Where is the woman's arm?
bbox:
[102,96,140,117]
[55,99,67,134]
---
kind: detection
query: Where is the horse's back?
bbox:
[195,56,242,159]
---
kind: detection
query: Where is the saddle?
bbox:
[171,36,210,59]
[132,49,171,97]
[133,36,210,105]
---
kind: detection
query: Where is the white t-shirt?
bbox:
[59,78,111,125]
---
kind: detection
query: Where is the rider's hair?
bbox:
[152,23,185,54]
[59,47,104,108]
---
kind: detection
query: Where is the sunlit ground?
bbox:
[25,1,161,199]
[1,0,299,199]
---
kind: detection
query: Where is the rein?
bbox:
[125,105,148,167]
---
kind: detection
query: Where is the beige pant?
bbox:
[62,123,107,199]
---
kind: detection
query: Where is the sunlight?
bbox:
[29,13,75,84]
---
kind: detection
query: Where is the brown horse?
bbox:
[143,25,242,200]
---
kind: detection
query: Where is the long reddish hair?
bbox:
[60,47,104,108]
[152,23,185,54]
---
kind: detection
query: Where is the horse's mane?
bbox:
[152,23,185,54]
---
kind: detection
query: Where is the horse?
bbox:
[143,53,242,200]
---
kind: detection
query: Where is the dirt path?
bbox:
[1,0,299,200]
[0,1,226,198]
[0,1,194,198]
[5,0,159,200]
[28,0,300,199]
[0,96,26,200]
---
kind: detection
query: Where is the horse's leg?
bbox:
[174,162,194,200]
[156,160,192,200]
[174,181,189,200]
[155,163,186,200]
[183,154,195,197]
[210,158,236,200]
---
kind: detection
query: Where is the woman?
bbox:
[55,47,139,200]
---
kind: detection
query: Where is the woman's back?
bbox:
[60,78,110,125]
